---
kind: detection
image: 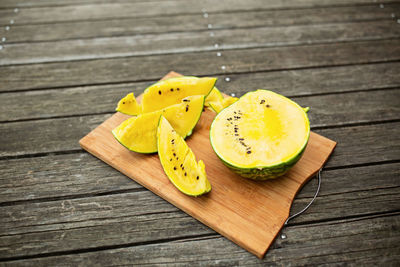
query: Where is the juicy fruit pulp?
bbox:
[141,76,217,113]
[209,96,238,113]
[112,95,205,153]
[210,90,310,180]
[205,87,223,106]
[157,116,211,196]
[115,92,141,115]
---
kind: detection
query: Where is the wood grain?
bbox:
[1,39,399,92]
[2,213,398,265]
[1,89,398,158]
[78,72,336,258]
[1,20,399,66]
[3,62,399,122]
[3,5,398,43]
[1,0,397,24]
[1,122,398,204]
[0,162,398,259]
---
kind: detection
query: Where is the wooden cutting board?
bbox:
[79,71,336,258]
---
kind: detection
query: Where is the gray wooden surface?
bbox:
[0,0,399,265]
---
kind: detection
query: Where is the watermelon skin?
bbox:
[209,89,310,181]
[216,145,307,180]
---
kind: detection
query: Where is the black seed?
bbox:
[173,153,176,157]
[266,104,270,108]
[158,90,161,95]
[260,99,265,104]
[183,99,189,102]
[247,151,252,154]
[122,101,125,104]
[196,176,199,180]
[177,88,180,91]
[170,88,173,91]
[235,134,239,136]
[170,158,172,161]
[234,111,237,114]
[184,172,187,176]
[180,164,183,167]
[174,167,177,170]
[239,138,244,141]
[176,157,179,160]
[185,105,189,112]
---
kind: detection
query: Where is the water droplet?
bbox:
[209,32,215,37]
[214,43,219,48]
[225,77,230,82]
[203,13,208,18]
[221,65,226,70]
[10,19,14,24]
[14,8,19,13]
[5,26,10,31]
[281,233,287,239]
[208,24,213,29]
[216,52,222,56]
[379,4,384,8]
[0,45,3,50]
[391,13,396,18]
[1,37,6,42]
[231,93,235,97]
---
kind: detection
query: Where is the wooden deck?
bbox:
[0,0,399,265]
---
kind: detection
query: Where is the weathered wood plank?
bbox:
[1,122,399,203]
[0,178,398,260]
[2,20,400,66]
[0,114,111,158]
[0,0,171,9]
[1,0,399,24]
[1,39,399,92]
[1,90,399,158]
[2,62,399,122]
[5,214,397,266]
[2,0,398,9]
[2,5,398,43]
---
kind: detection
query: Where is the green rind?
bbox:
[156,116,210,197]
[209,89,310,180]
[112,127,158,154]
[182,95,205,138]
[112,95,205,154]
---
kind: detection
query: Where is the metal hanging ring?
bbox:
[284,168,322,225]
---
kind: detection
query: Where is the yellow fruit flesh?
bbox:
[209,96,239,113]
[157,116,211,196]
[210,90,309,168]
[112,95,205,153]
[141,77,216,113]
[205,87,223,107]
[115,92,141,115]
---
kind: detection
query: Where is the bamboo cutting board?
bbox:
[79,71,336,258]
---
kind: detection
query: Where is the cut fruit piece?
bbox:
[141,76,217,113]
[157,116,211,196]
[209,96,239,113]
[210,90,310,180]
[115,92,141,115]
[112,95,205,153]
[205,87,223,107]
